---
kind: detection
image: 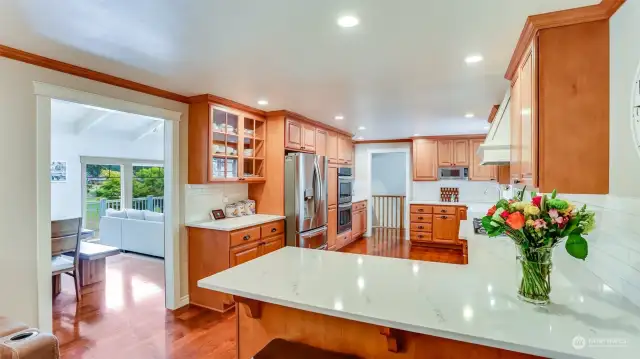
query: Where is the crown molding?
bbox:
[505,0,626,81]
[267,110,353,137]
[0,44,190,103]
[353,139,412,145]
[188,94,266,117]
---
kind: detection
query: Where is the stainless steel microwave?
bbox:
[438,167,468,180]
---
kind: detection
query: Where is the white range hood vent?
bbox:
[479,90,511,166]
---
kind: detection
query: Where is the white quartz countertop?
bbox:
[199,225,640,358]
[186,214,285,231]
[410,200,472,206]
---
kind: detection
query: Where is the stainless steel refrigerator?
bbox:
[284,153,328,250]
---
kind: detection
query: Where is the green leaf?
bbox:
[482,216,505,237]
[551,189,557,199]
[531,191,537,199]
[565,234,588,260]
[561,217,580,237]
[541,195,548,212]
[496,199,510,210]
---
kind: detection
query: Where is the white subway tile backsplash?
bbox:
[184,183,248,223]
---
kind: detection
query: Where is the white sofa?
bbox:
[99,209,165,258]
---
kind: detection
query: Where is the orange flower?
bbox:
[506,212,525,230]
[487,205,497,216]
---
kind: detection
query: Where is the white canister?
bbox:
[243,200,256,215]
[235,201,247,216]
[225,203,240,218]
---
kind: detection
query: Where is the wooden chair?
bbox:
[51,218,82,301]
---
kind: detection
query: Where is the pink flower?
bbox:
[534,219,547,229]
[500,210,510,219]
[549,209,559,219]
[558,217,568,229]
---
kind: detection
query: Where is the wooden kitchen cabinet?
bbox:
[437,140,452,166]
[315,129,327,158]
[188,219,284,312]
[327,131,338,164]
[409,204,465,247]
[327,206,337,250]
[453,140,469,166]
[351,200,367,240]
[413,139,438,181]
[302,124,316,152]
[433,214,458,243]
[469,138,497,181]
[337,135,353,165]
[188,97,266,184]
[285,118,303,150]
[507,19,609,193]
[328,166,337,207]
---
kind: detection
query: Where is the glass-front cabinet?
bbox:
[209,106,266,182]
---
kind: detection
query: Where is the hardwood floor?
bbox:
[53,231,463,358]
[341,228,465,264]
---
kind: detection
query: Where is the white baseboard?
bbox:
[176,295,190,309]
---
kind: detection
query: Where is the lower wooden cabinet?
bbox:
[351,200,367,240]
[328,206,337,250]
[188,220,285,312]
[409,204,465,246]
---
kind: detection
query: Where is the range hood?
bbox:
[479,90,511,165]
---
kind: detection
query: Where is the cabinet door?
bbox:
[469,139,496,181]
[261,235,284,256]
[510,74,522,183]
[345,138,354,165]
[437,140,453,166]
[328,206,337,249]
[327,131,338,163]
[352,210,363,237]
[361,206,367,237]
[285,118,302,150]
[453,140,469,166]
[303,124,316,152]
[337,136,347,163]
[328,166,338,207]
[230,241,261,267]
[433,214,458,242]
[519,44,537,187]
[413,139,438,181]
[315,129,327,157]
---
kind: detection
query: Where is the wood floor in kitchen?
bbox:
[53,229,463,358]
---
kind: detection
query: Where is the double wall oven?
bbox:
[337,167,353,233]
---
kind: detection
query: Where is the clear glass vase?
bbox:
[516,245,553,305]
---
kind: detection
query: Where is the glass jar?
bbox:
[516,245,553,305]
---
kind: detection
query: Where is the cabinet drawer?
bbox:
[433,206,456,215]
[410,223,432,232]
[230,226,261,247]
[410,205,433,214]
[410,214,432,223]
[410,231,432,242]
[352,201,367,211]
[336,230,352,248]
[261,220,284,238]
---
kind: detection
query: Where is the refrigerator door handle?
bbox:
[313,157,322,219]
[300,226,327,238]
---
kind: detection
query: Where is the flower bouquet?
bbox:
[481,189,596,305]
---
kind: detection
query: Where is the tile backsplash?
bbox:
[412,180,509,203]
[184,183,248,223]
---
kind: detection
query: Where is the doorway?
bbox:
[35,82,181,333]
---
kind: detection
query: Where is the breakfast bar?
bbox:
[199,236,640,359]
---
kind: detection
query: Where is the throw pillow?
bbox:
[106,208,127,218]
[144,210,165,222]
[125,209,145,220]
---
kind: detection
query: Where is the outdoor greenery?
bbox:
[91,166,164,200]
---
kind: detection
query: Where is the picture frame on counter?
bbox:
[211,209,226,220]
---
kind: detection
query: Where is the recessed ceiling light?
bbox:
[357,136,364,140]
[465,113,475,118]
[337,15,359,28]
[358,126,366,130]
[465,54,483,64]
[413,133,420,137]
[257,99,268,106]
[484,126,490,130]
[335,115,344,121]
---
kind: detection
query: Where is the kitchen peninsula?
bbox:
[199,235,640,359]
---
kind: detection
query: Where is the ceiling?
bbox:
[1,0,599,139]
[51,99,164,140]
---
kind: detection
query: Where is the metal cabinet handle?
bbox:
[243,235,251,241]
[440,209,446,213]
[418,235,424,238]
[418,209,424,212]
[514,179,521,184]
[418,226,424,229]
[418,217,423,220]
[271,228,277,233]
[440,216,447,219]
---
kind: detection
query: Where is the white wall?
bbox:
[185,183,248,223]
[371,152,407,196]
[51,121,164,220]
[0,57,188,327]
[610,0,640,197]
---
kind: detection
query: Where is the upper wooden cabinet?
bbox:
[508,19,609,193]
[469,139,496,181]
[337,135,353,165]
[302,124,316,152]
[438,140,468,167]
[413,139,438,181]
[188,99,266,184]
[315,129,327,158]
[285,118,303,150]
[327,131,338,164]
